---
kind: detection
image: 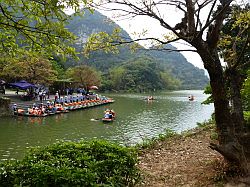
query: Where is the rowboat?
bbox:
[102,109,115,122]
[188,95,195,101]
[102,117,115,122]
[14,111,48,117]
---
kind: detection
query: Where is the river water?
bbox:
[0,90,213,161]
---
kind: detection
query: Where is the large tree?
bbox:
[0,0,91,58]
[86,0,250,172]
[66,65,101,91]
[0,53,58,85]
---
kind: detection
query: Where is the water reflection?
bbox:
[0,90,213,160]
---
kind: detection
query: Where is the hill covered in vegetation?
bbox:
[66,10,209,90]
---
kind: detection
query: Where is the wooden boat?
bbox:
[144,96,155,101]
[15,112,48,117]
[188,95,195,101]
[102,110,116,122]
[102,117,115,122]
[11,98,115,118]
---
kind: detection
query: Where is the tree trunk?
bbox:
[197,46,249,173]
[226,68,245,134]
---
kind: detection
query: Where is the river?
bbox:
[0,90,213,161]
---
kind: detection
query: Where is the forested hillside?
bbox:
[66,10,209,90]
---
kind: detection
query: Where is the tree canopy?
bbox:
[101,56,181,92]
[66,65,101,91]
[0,0,91,58]
[0,52,57,85]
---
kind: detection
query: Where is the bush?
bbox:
[0,140,140,187]
[137,128,177,149]
[244,111,250,127]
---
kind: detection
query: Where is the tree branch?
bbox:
[233,33,250,69]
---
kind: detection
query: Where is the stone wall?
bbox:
[0,97,12,117]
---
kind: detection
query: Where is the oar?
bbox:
[90,118,101,121]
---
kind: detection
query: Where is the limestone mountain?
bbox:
[66,10,209,89]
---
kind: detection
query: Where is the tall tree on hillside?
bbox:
[66,65,101,91]
[86,1,250,171]
[0,0,91,58]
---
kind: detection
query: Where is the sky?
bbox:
[94,0,248,70]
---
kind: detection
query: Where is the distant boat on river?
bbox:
[188,95,195,101]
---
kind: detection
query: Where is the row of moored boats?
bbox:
[13,98,114,117]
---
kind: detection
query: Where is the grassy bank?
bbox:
[136,121,249,187]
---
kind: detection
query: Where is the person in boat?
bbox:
[64,96,68,104]
[12,103,25,115]
[148,96,154,100]
[188,95,194,101]
[110,109,115,118]
[32,103,37,110]
[38,103,46,114]
[45,101,52,113]
[59,96,64,105]
[12,103,17,113]
[104,111,111,119]
[104,109,114,119]
[55,91,59,104]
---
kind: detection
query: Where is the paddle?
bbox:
[90,118,101,121]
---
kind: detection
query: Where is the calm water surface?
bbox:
[0,90,213,161]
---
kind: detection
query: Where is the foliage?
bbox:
[137,129,177,150]
[102,56,181,92]
[0,52,57,85]
[66,65,101,90]
[197,118,215,129]
[219,5,250,65]
[108,66,126,91]
[244,111,250,127]
[241,70,250,111]
[203,6,250,109]
[0,140,140,187]
[0,0,92,58]
[84,28,123,57]
[51,60,67,80]
[160,71,181,90]
[219,6,250,114]
[202,84,214,105]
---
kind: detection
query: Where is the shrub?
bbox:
[137,128,176,149]
[0,140,140,186]
[244,111,250,127]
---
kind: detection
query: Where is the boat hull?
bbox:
[102,118,114,122]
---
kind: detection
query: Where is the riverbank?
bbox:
[136,124,249,187]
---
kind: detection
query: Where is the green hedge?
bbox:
[0,140,140,186]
